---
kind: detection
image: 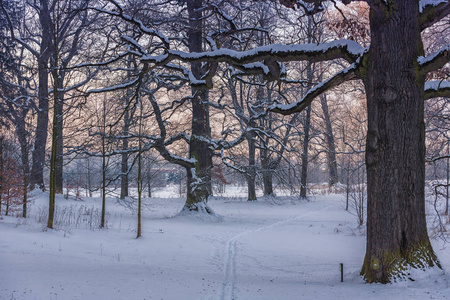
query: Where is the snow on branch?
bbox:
[141,40,364,82]
[424,80,450,99]
[86,76,141,95]
[418,43,450,74]
[270,63,359,115]
[419,0,450,30]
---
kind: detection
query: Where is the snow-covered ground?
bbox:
[1,189,449,300]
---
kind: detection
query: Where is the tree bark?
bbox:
[55,74,64,194]
[361,2,440,283]
[0,136,3,215]
[31,0,53,190]
[183,0,213,211]
[300,105,311,199]
[120,109,129,200]
[16,115,29,218]
[247,134,257,201]
[320,93,338,187]
[262,168,274,196]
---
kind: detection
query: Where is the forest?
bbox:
[1,0,450,291]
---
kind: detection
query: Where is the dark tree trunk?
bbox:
[147,177,152,198]
[361,2,440,283]
[300,54,314,199]
[260,144,274,196]
[183,0,213,211]
[47,30,59,229]
[320,94,338,187]
[31,0,52,190]
[262,168,273,196]
[55,75,64,194]
[0,136,3,215]
[247,134,257,201]
[300,105,311,199]
[120,110,129,200]
[100,98,107,228]
[16,116,29,218]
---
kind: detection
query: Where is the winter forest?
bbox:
[1,0,450,298]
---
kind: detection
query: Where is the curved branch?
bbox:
[141,40,364,79]
[147,93,195,169]
[424,80,450,99]
[420,0,450,31]
[270,63,359,115]
[419,44,450,74]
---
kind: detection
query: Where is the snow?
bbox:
[1,189,449,300]
[419,0,448,13]
[142,40,364,65]
[418,44,450,65]
[425,80,450,91]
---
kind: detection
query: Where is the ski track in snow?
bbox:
[219,204,334,300]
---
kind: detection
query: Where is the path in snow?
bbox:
[220,204,333,300]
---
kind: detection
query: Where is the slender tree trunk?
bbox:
[6,189,9,216]
[0,136,3,215]
[300,105,311,199]
[120,110,129,199]
[147,179,152,198]
[136,103,143,238]
[320,93,338,187]
[445,141,449,216]
[345,160,350,211]
[86,157,92,197]
[101,149,106,228]
[100,98,107,228]
[300,23,314,198]
[55,74,64,194]
[17,121,29,218]
[47,47,59,229]
[361,2,440,283]
[147,159,153,198]
[247,134,257,201]
[31,0,52,190]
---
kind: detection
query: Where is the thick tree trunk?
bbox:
[31,0,52,190]
[320,94,338,187]
[300,105,311,199]
[361,2,440,283]
[183,0,213,211]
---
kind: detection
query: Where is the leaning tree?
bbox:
[135,0,450,283]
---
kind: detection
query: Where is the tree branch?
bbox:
[419,43,450,74]
[420,0,450,31]
[141,40,364,82]
[270,63,359,115]
[424,80,450,99]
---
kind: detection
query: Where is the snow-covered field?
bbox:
[1,189,449,300]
